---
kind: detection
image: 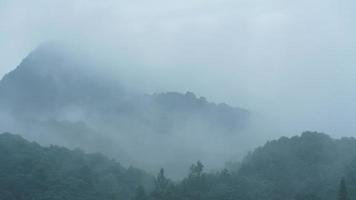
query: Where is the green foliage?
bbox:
[145,132,356,200]
[155,168,170,192]
[150,168,175,200]
[4,131,356,200]
[0,133,153,200]
[145,162,239,200]
[233,132,356,200]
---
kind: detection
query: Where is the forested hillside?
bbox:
[141,132,356,200]
[2,131,356,200]
[0,133,153,200]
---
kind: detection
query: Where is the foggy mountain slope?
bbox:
[0,44,248,126]
[0,44,250,177]
[0,44,128,117]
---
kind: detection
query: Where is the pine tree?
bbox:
[151,168,174,200]
[155,168,169,191]
[189,161,204,178]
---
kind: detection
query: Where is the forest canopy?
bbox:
[1,132,356,200]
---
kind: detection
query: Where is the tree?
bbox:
[151,168,174,200]
[338,178,348,200]
[189,161,204,178]
[155,168,169,191]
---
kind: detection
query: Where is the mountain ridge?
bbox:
[0,44,250,178]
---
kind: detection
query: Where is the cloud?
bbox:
[1,0,356,137]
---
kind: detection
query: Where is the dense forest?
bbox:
[1,131,356,200]
[140,131,356,200]
[0,133,153,200]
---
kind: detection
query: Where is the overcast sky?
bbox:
[1,0,356,137]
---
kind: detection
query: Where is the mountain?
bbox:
[0,132,153,200]
[0,44,127,117]
[0,43,250,177]
[140,132,356,200]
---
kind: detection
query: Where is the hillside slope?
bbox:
[0,44,250,177]
[141,132,356,200]
[0,132,153,200]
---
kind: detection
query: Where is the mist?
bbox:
[1,0,356,181]
[1,0,356,139]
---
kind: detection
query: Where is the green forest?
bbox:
[1,132,355,200]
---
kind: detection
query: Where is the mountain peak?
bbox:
[0,44,250,178]
[0,44,126,115]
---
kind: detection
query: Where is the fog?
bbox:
[1,0,356,177]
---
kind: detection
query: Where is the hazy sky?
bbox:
[1,0,356,137]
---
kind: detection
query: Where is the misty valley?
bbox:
[0,44,354,200]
